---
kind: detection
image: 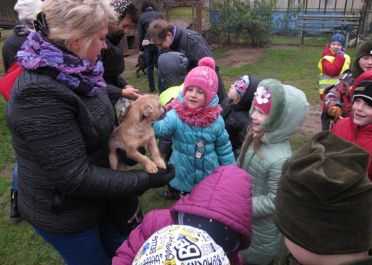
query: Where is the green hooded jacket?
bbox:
[240,79,309,265]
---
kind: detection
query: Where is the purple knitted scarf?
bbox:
[17,31,106,96]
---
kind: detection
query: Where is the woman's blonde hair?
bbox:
[43,0,117,58]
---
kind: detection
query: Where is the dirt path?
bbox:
[124,46,321,135]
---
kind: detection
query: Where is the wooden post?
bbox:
[343,0,347,14]
[301,21,305,45]
[195,0,203,33]
[285,0,290,33]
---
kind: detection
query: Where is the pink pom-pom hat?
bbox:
[183,57,218,107]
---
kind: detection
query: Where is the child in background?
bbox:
[275,132,372,265]
[323,40,372,125]
[238,79,309,265]
[331,74,372,181]
[158,52,188,165]
[153,57,235,199]
[113,165,253,265]
[318,33,351,130]
[158,51,189,106]
[221,74,262,158]
[132,225,231,265]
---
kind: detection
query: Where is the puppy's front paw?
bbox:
[154,158,166,169]
[145,161,158,173]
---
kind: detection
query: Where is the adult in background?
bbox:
[6,1,174,264]
[2,0,42,71]
[1,0,43,223]
[147,19,227,103]
[138,0,163,92]
[103,0,141,103]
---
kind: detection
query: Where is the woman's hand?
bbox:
[122,85,142,100]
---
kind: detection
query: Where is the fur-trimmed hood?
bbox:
[250,79,309,143]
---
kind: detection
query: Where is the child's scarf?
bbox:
[171,99,222,127]
[17,31,106,97]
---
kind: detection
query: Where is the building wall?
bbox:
[276,0,363,11]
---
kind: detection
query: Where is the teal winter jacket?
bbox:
[153,95,235,192]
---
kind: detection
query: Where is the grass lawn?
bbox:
[0,31,357,264]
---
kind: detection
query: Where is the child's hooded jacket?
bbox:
[153,94,235,192]
[240,79,309,265]
[112,165,253,265]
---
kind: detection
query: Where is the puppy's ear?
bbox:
[141,105,152,121]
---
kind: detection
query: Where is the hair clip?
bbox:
[254,86,271,104]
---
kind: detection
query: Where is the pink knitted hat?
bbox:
[183,57,218,107]
[253,86,272,115]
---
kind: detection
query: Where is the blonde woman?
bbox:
[6,0,174,264]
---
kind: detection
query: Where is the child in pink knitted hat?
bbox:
[182,57,219,108]
[153,57,235,200]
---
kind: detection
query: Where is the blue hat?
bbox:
[330,33,346,47]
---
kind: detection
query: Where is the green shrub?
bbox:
[209,0,277,47]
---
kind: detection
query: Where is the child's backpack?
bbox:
[0,62,23,102]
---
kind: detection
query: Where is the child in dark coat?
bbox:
[221,74,261,158]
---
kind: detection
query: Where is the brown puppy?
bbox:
[109,94,166,173]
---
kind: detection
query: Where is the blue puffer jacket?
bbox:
[153,95,235,192]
